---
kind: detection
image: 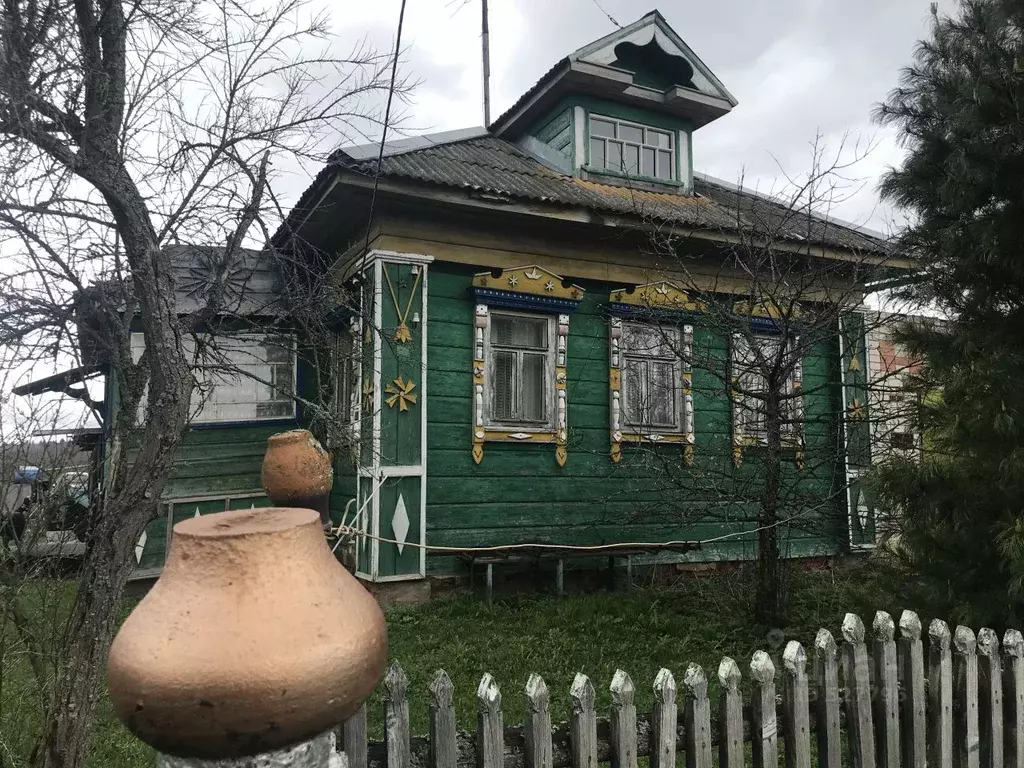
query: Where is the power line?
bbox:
[589,0,621,28]
[362,0,409,255]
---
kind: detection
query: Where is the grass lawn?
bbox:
[1,563,891,768]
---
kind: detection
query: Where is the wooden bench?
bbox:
[460,542,700,603]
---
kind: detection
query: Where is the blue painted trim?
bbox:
[745,317,805,334]
[472,287,582,314]
[604,302,700,323]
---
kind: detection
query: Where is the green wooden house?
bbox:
[117,11,895,584]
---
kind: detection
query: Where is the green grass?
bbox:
[370,564,888,737]
[1,563,891,767]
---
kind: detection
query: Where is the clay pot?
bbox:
[107,507,387,758]
[261,430,333,528]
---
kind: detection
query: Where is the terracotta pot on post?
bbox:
[261,430,333,531]
[107,507,387,762]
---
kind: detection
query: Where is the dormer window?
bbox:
[589,115,675,181]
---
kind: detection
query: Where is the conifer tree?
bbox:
[874,0,1024,626]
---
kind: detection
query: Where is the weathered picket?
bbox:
[334,610,1024,768]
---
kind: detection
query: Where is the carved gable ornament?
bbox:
[608,281,703,314]
[472,265,585,313]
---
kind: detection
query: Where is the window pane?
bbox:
[649,129,672,149]
[624,144,639,174]
[492,350,515,421]
[264,338,292,363]
[657,150,672,179]
[608,141,622,171]
[272,363,293,401]
[622,359,646,425]
[590,137,606,168]
[492,315,547,348]
[642,147,655,177]
[591,118,615,138]
[624,324,677,358]
[521,353,547,421]
[650,362,677,426]
[620,124,643,143]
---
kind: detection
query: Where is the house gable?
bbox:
[492,10,736,142]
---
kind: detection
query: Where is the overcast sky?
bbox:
[339,0,955,235]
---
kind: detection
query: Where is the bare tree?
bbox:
[0,1,406,764]
[600,137,913,624]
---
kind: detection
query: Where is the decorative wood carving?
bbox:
[471,270,583,466]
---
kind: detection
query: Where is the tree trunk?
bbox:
[35,219,193,767]
[35,496,157,768]
[754,390,785,626]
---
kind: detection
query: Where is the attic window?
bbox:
[589,115,674,181]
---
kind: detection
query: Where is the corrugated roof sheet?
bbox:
[334,135,887,253]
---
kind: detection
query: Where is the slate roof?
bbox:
[330,135,888,254]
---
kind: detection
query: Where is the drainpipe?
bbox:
[107,507,388,767]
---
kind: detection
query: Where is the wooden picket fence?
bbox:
[333,610,1024,768]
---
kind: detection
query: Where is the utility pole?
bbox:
[482,0,491,127]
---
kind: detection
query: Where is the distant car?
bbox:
[2,466,91,555]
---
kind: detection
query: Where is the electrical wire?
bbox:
[589,0,620,28]
[360,0,409,256]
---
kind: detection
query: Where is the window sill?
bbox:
[187,416,299,431]
[581,166,687,193]
[480,427,557,443]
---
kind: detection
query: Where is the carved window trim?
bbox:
[729,328,805,469]
[471,266,583,467]
[606,281,701,465]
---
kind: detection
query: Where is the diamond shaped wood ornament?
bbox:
[135,530,147,564]
[392,494,410,554]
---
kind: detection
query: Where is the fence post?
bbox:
[650,668,677,768]
[782,641,811,768]
[1005,629,1024,768]
[477,674,503,768]
[683,664,712,768]
[873,611,900,768]
[570,673,597,768]
[717,658,743,768]
[610,670,638,768]
[525,674,553,768]
[385,661,411,768]
[343,704,368,768]
[976,628,1003,768]
[429,670,457,768]
[841,613,875,768]
[953,626,980,768]
[930,619,954,768]
[811,629,840,768]
[898,610,926,768]
[750,650,778,768]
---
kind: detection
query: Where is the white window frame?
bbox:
[588,113,676,181]
[731,332,802,446]
[620,322,685,433]
[483,310,556,431]
[130,332,297,425]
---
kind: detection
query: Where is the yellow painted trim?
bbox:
[609,281,705,312]
[473,265,585,300]
[621,433,688,444]
[481,430,558,443]
[733,298,802,319]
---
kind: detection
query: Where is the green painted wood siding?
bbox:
[425,263,845,572]
[532,108,573,160]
